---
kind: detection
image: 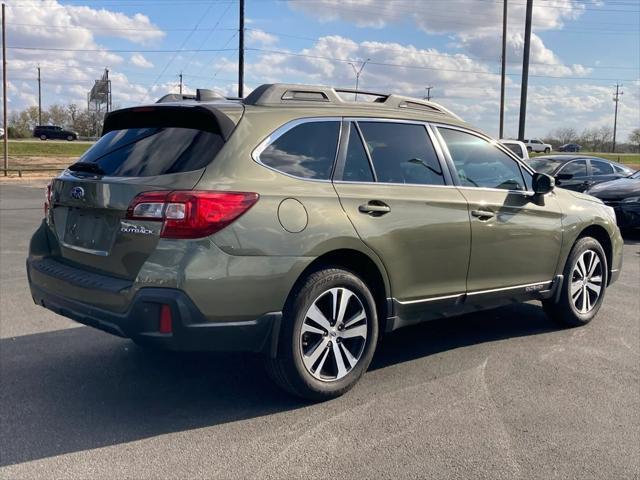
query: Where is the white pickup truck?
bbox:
[522,138,552,153]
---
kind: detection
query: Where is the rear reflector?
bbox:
[44,182,52,216]
[159,304,172,334]
[126,190,259,239]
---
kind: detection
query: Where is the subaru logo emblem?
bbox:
[70,186,85,200]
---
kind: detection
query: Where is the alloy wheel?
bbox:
[571,249,603,314]
[299,287,368,382]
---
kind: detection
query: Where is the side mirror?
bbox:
[556,173,573,181]
[533,173,555,195]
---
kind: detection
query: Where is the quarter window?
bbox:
[590,160,614,175]
[259,121,340,180]
[439,128,527,191]
[357,122,444,185]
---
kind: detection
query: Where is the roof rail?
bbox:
[242,83,461,119]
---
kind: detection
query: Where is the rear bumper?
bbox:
[28,259,281,354]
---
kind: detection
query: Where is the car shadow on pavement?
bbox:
[0,302,561,467]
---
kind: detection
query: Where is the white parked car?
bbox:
[499,139,530,160]
[0,127,4,139]
[523,138,552,153]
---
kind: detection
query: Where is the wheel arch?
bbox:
[577,224,613,285]
[288,248,392,324]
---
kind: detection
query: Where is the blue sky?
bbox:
[3,0,639,139]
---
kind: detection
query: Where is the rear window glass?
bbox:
[503,143,524,158]
[259,121,340,180]
[74,127,224,177]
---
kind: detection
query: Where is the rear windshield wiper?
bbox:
[68,162,106,175]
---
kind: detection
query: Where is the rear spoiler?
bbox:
[102,104,239,141]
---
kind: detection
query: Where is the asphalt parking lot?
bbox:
[1,180,638,479]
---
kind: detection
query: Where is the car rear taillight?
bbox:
[126,190,259,239]
[44,182,52,216]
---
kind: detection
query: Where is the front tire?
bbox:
[267,268,379,401]
[543,236,608,327]
[66,135,75,141]
[544,147,551,154]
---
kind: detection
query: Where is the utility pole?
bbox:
[179,72,183,95]
[348,58,370,101]
[238,0,244,98]
[499,0,508,139]
[518,0,533,141]
[37,66,42,125]
[612,83,623,153]
[2,3,7,176]
[424,86,433,101]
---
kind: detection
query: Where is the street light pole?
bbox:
[499,0,508,139]
[348,58,370,101]
[517,0,533,141]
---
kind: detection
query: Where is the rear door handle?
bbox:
[358,201,391,215]
[471,209,494,220]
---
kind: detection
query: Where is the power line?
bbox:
[245,47,639,82]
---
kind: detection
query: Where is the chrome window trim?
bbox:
[251,116,343,183]
[395,280,553,305]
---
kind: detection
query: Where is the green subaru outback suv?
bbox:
[27,84,623,400]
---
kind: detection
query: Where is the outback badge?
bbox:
[120,221,154,235]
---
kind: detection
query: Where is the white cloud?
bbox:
[215,34,637,139]
[247,29,279,47]
[3,0,167,113]
[289,0,584,35]
[130,53,154,69]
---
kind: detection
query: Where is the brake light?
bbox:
[44,182,52,216]
[126,190,259,239]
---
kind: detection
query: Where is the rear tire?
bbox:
[543,236,608,327]
[267,267,379,401]
[39,134,47,141]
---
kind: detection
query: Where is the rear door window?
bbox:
[258,121,340,180]
[357,122,445,185]
[74,127,225,177]
[590,160,614,176]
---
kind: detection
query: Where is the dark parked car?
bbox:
[527,155,634,192]
[586,169,640,229]
[558,143,581,152]
[33,125,78,141]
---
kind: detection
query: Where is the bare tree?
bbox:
[549,127,578,146]
[630,128,640,153]
[47,104,70,128]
